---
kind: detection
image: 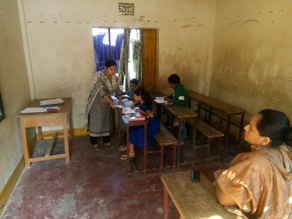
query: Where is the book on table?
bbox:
[40,98,64,107]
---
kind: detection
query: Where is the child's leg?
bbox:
[129,143,135,155]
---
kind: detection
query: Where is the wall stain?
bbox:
[196,24,203,27]
[181,24,192,28]
[268,11,273,13]
[242,19,260,24]
[228,20,240,26]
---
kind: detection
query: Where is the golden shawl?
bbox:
[217,145,292,218]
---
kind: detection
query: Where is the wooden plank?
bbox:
[187,118,224,138]
[45,132,57,157]
[154,123,178,146]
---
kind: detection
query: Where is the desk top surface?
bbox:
[17,97,72,117]
[187,90,245,115]
[149,90,198,119]
[161,170,240,219]
[122,115,148,127]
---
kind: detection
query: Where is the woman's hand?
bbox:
[110,101,116,108]
[118,96,123,105]
[131,103,135,109]
[135,109,142,113]
[164,96,170,101]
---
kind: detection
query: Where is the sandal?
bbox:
[118,145,127,152]
[120,154,135,160]
[92,144,100,151]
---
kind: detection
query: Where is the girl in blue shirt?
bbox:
[120,86,160,160]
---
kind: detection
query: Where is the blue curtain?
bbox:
[93,32,124,72]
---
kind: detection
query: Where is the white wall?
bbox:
[20,0,216,128]
[0,0,33,192]
[212,0,292,120]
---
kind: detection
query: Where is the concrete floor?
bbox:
[1,130,231,219]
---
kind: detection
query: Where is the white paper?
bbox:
[20,107,47,113]
[154,98,168,104]
[121,94,129,98]
[122,107,139,114]
[111,96,117,100]
[155,96,165,100]
[40,98,64,106]
[114,105,124,109]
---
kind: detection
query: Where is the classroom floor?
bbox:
[1,129,235,219]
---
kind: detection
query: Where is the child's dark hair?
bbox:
[134,86,152,108]
[168,74,180,85]
[105,59,117,68]
[257,109,292,147]
[130,78,138,85]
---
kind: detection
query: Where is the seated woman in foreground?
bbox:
[214,109,292,218]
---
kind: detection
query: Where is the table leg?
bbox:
[126,125,131,176]
[63,116,70,163]
[37,127,42,141]
[192,117,197,167]
[69,110,74,138]
[177,119,182,169]
[21,123,30,167]
[163,186,169,219]
[144,123,147,175]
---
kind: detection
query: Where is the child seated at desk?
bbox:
[122,78,138,101]
[120,86,160,160]
[164,74,188,145]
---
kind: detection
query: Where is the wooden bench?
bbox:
[198,103,248,139]
[154,123,178,171]
[186,118,224,162]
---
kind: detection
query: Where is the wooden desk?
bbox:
[121,115,148,176]
[17,98,73,167]
[161,170,240,219]
[150,91,198,169]
[186,90,245,153]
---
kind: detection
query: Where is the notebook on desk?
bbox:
[40,98,64,107]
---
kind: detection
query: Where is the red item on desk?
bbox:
[129,116,145,121]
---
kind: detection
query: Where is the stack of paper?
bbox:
[40,98,64,107]
[154,97,168,104]
[20,107,47,113]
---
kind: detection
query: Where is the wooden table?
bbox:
[161,170,240,219]
[121,115,148,176]
[186,90,245,153]
[17,98,73,167]
[149,91,198,169]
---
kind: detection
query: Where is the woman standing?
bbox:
[85,59,122,150]
[214,109,292,218]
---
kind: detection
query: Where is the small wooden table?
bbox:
[17,98,73,167]
[121,115,148,176]
[161,170,240,219]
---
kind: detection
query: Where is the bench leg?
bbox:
[207,138,210,162]
[173,144,176,170]
[160,146,164,171]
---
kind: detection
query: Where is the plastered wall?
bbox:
[0,0,32,193]
[20,0,216,128]
[212,0,292,120]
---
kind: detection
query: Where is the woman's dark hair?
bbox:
[134,86,152,108]
[257,109,292,147]
[168,74,180,85]
[105,59,117,68]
